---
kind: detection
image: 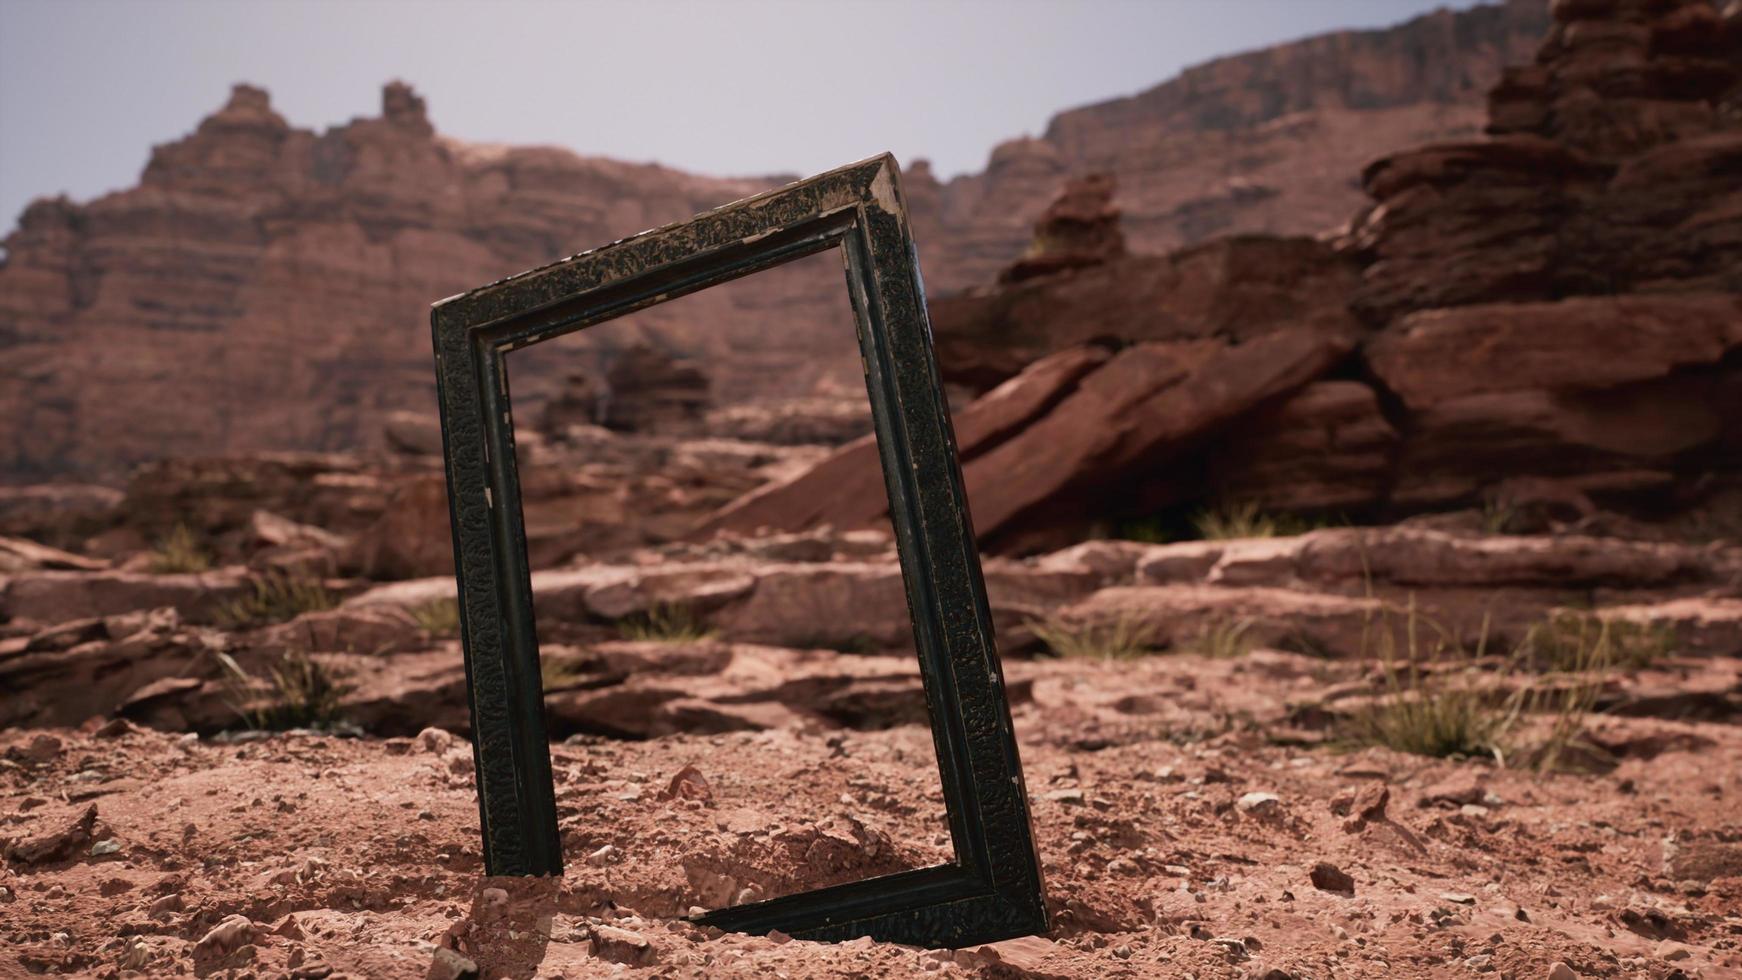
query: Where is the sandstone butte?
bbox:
[0,0,1550,480]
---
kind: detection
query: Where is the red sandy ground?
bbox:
[3,652,1741,979]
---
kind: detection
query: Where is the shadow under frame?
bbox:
[430,154,1047,948]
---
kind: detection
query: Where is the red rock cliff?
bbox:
[0,2,1550,479]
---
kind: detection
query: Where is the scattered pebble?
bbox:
[417,727,458,754]
[2,804,97,865]
[1547,963,1579,980]
[1236,792,1283,820]
[1439,892,1477,905]
[428,947,479,980]
[1310,862,1355,896]
[5,733,63,766]
[1654,940,1693,962]
[659,764,712,802]
[1342,785,1390,832]
[193,914,256,959]
[590,923,655,965]
[89,838,121,856]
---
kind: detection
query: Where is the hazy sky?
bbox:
[0,0,1487,231]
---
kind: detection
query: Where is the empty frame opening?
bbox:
[499,244,953,908]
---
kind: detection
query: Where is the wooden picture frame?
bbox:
[430,155,1047,947]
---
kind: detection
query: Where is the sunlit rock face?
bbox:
[0,0,1550,480]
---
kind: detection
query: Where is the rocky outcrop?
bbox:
[930,234,1361,390]
[700,346,1110,538]
[1333,0,1742,509]
[719,0,1742,545]
[998,174,1126,284]
[909,0,1552,290]
[0,82,850,479]
[1,1,1550,480]
[6,522,1736,733]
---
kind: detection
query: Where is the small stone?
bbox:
[1310,862,1355,896]
[1418,776,1487,809]
[194,914,256,958]
[1236,792,1283,820]
[590,924,655,965]
[90,838,121,856]
[148,893,182,917]
[1208,937,1250,962]
[585,844,616,867]
[658,765,712,803]
[1654,940,1692,962]
[417,727,458,754]
[428,946,480,980]
[93,718,140,739]
[6,733,63,766]
[118,938,150,970]
[1546,964,1579,980]
[444,749,474,776]
[1042,788,1084,805]
[3,804,97,865]
[1342,785,1390,832]
[1439,892,1477,905]
[1106,857,1139,876]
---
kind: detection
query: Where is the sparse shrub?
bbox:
[1519,610,1673,673]
[794,633,878,654]
[540,654,592,691]
[215,571,336,628]
[1027,612,1160,660]
[148,523,212,573]
[1341,597,1619,771]
[616,603,715,643]
[1113,516,1173,544]
[1185,617,1257,659]
[216,649,352,731]
[409,597,461,637]
[1190,501,1321,540]
[1480,498,1519,535]
[1342,600,1520,762]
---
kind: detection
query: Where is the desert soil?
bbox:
[4,650,1739,980]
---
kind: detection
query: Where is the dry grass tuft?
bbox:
[1191,500,1320,540]
[1519,610,1673,673]
[148,524,212,573]
[1342,597,1620,771]
[1185,617,1257,659]
[409,597,461,637]
[1028,612,1160,661]
[216,650,353,731]
[215,572,336,629]
[616,603,716,643]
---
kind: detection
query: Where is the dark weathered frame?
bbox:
[430,155,1046,947]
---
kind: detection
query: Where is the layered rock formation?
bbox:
[1,1,1551,480]
[713,0,1742,549]
[905,0,1552,290]
[0,82,856,478]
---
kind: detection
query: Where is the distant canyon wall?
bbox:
[0,1,1550,479]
